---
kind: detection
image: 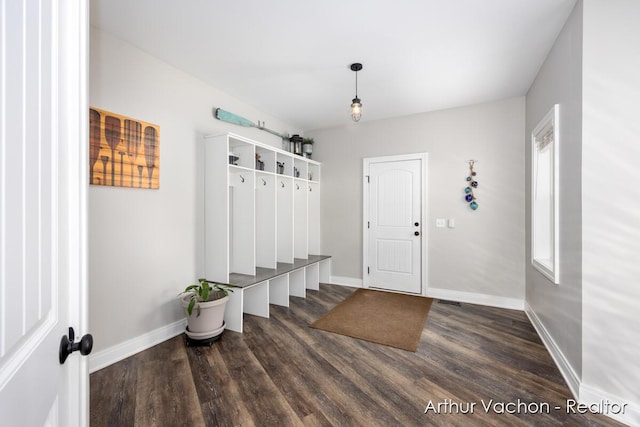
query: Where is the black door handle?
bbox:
[414,231,420,236]
[414,222,419,227]
[59,327,93,364]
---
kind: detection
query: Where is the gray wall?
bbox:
[526,2,640,420]
[308,97,526,301]
[525,1,583,378]
[581,0,640,417]
[89,28,299,354]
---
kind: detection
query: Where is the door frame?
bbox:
[363,153,428,296]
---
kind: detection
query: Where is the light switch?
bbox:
[436,218,446,228]
[448,219,455,228]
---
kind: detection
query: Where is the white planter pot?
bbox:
[181,293,229,338]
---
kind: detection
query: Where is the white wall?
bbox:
[525,1,583,392]
[89,28,299,356]
[581,0,640,422]
[308,97,525,304]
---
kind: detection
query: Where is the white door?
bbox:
[364,155,427,295]
[0,1,89,426]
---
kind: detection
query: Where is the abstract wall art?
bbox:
[89,107,160,189]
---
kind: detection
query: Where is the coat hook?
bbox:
[296,184,300,190]
[240,175,245,183]
[309,186,312,192]
[262,178,266,186]
[281,181,285,188]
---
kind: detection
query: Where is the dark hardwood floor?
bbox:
[91,284,624,427]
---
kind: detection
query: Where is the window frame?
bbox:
[531,104,560,284]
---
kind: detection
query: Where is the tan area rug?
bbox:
[310,288,434,352]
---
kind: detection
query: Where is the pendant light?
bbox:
[350,63,363,122]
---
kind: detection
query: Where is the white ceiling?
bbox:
[91,0,576,131]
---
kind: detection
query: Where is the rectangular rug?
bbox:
[310,288,434,352]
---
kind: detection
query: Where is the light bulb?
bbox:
[351,97,362,122]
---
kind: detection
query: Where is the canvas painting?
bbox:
[89,107,160,189]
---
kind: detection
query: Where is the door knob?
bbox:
[414,222,419,226]
[414,231,420,236]
[59,327,93,364]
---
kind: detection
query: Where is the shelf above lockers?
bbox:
[308,162,320,182]
[276,152,293,177]
[293,157,308,180]
[255,145,276,173]
[228,136,255,169]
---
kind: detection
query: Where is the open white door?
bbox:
[363,154,428,295]
[0,1,89,425]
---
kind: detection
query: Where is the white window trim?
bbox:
[531,104,560,284]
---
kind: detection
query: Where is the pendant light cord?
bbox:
[355,70,358,98]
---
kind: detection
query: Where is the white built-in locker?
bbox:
[204,133,322,283]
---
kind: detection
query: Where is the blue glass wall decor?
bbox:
[465,160,478,210]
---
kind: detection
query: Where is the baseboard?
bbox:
[427,287,524,311]
[579,383,638,426]
[528,306,638,426]
[89,318,187,373]
[329,276,362,288]
[524,302,580,398]
[327,281,525,310]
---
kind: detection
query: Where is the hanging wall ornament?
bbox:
[465,160,478,210]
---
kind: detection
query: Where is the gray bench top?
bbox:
[227,255,331,288]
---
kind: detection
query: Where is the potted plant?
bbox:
[302,137,314,159]
[179,278,233,345]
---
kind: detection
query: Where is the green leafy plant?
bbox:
[181,278,233,317]
[302,137,314,145]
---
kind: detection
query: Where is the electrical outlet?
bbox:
[448,219,455,228]
[436,218,446,228]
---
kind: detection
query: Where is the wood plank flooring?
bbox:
[91,284,624,427]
